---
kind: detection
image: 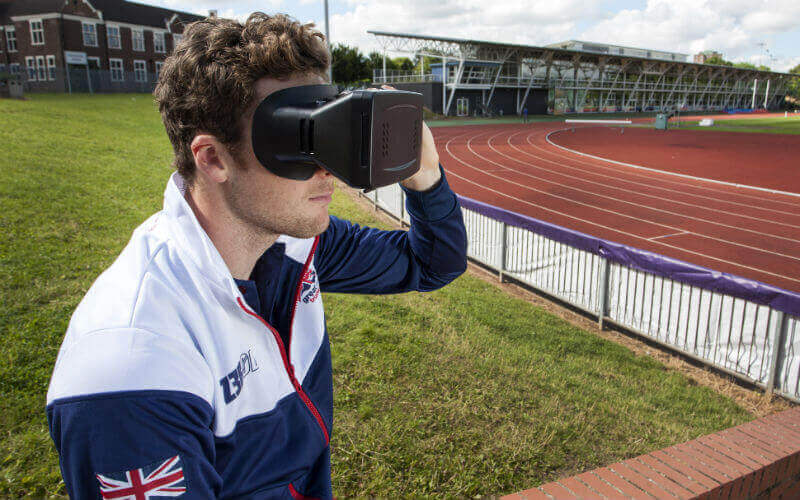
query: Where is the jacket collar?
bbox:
[161,173,316,298]
[162,172,240,297]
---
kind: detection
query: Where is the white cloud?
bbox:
[580,0,800,71]
[133,0,800,71]
[156,0,284,18]
[328,0,597,57]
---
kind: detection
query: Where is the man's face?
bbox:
[223,73,334,240]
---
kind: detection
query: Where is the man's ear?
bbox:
[191,134,229,184]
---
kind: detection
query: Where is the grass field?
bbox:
[680,115,800,134]
[0,94,755,498]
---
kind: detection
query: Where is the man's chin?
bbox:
[286,213,330,239]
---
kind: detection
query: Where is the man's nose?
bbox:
[313,166,332,179]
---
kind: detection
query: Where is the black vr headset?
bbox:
[251,85,424,191]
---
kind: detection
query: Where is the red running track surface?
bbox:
[550,126,800,193]
[433,121,800,294]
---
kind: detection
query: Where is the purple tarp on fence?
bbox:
[457,195,800,317]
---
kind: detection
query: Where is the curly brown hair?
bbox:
[154,13,330,184]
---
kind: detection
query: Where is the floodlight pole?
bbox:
[324,0,331,83]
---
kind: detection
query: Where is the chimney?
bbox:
[209,10,217,18]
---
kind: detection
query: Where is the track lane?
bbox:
[433,122,800,293]
[462,128,800,258]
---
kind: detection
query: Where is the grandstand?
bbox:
[369,31,798,116]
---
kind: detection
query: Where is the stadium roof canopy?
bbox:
[368,31,794,78]
[368,30,798,115]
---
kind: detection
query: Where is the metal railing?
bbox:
[14,68,159,94]
[361,184,800,403]
[374,71,761,91]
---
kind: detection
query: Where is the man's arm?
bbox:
[315,164,467,294]
[46,330,222,499]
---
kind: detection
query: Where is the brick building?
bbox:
[693,50,723,64]
[0,0,204,92]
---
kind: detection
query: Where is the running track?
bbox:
[433,120,800,294]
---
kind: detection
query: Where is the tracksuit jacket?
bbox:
[46,168,467,499]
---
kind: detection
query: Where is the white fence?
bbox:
[362,184,800,403]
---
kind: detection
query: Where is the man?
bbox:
[46,13,466,500]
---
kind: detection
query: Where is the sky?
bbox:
[144,0,800,72]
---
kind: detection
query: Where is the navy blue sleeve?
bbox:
[316,166,467,294]
[47,391,221,499]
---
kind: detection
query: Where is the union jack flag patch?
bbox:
[95,455,186,499]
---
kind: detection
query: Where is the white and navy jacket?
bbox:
[46,168,467,499]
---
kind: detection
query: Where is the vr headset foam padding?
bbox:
[251,84,423,190]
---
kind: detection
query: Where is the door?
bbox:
[67,63,90,93]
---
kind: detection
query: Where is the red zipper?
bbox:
[234,236,329,445]
[288,483,319,500]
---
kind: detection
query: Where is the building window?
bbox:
[25,56,36,81]
[153,32,165,53]
[132,30,144,51]
[82,22,97,47]
[10,63,21,76]
[88,57,100,69]
[6,27,17,52]
[46,55,56,80]
[107,25,121,49]
[0,64,6,77]
[30,20,45,45]
[134,60,147,82]
[155,61,164,78]
[36,56,46,81]
[172,33,183,49]
[110,58,124,82]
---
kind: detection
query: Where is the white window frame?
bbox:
[82,22,98,47]
[155,61,164,78]
[30,19,44,46]
[153,32,165,53]
[109,58,124,82]
[132,29,144,52]
[6,27,17,52]
[46,55,56,81]
[107,25,121,49]
[36,55,46,81]
[172,33,183,49]
[26,56,36,81]
[133,59,147,82]
[88,56,100,69]
[10,63,21,76]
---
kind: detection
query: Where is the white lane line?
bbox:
[484,130,800,236]
[442,133,800,286]
[546,127,800,200]
[464,129,800,261]
[502,129,800,224]
[649,230,689,241]
[518,125,800,212]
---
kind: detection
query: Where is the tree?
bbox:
[393,57,415,71]
[367,51,398,75]
[787,64,800,101]
[705,55,733,66]
[331,43,371,86]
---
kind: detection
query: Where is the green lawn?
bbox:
[680,115,800,134]
[0,93,753,498]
